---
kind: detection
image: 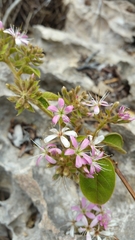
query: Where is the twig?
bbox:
[2,0,22,26]
[113,160,135,201]
[85,50,100,64]
[76,50,100,71]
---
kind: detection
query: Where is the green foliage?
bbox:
[22,66,41,77]
[42,92,59,101]
[79,158,116,204]
[103,132,126,154]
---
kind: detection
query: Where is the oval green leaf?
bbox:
[22,66,41,77]
[103,132,126,154]
[79,158,115,204]
[42,92,58,101]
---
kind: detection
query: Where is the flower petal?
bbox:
[94,105,100,114]
[64,105,74,114]
[64,130,77,137]
[76,155,83,168]
[65,149,75,155]
[94,135,104,144]
[44,134,57,143]
[70,136,78,148]
[80,139,90,150]
[52,115,60,124]
[60,136,70,148]
[45,154,56,164]
[48,105,58,112]
[62,115,70,123]
[58,98,64,108]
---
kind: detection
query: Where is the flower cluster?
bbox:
[33,97,107,181]
[33,96,135,182]
[66,197,116,240]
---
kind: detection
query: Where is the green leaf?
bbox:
[0,43,9,54]
[42,92,58,101]
[103,132,126,154]
[38,97,49,108]
[22,66,41,77]
[37,97,53,117]
[9,47,18,54]
[79,158,116,204]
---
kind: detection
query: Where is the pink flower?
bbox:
[47,98,73,125]
[97,209,111,230]
[93,207,111,230]
[83,92,111,115]
[118,106,135,121]
[65,136,91,168]
[0,21,4,30]
[71,197,98,221]
[4,26,29,45]
[44,127,77,148]
[86,146,104,177]
[32,140,61,165]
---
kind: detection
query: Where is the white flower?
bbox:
[44,127,77,148]
[4,26,29,45]
[66,212,83,238]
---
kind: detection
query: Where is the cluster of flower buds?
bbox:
[66,197,116,240]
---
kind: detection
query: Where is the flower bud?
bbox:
[63,167,70,177]
[55,167,62,174]
[0,21,4,30]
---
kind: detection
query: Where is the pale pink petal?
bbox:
[65,149,75,155]
[95,163,101,172]
[100,100,110,106]
[71,205,80,211]
[82,153,92,164]
[49,148,62,154]
[62,115,70,123]
[47,105,58,112]
[76,155,83,168]
[94,105,100,114]
[52,115,60,124]
[58,98,64,108]
[60,136,70,148]
[45,154,56,164]
[64,105,74,114]
[82,216,88,226]
[44,134,57,143]
[36,155,43,165]
[80,139,90,150]
[81,197,87,208]
[76,213,84,221]
[90,165,95,175]
[90,216,99,228]
[70,136,78,148]
[47,143,56,148]
[87,173,94,178]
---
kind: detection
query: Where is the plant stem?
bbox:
[113,160,135,200]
